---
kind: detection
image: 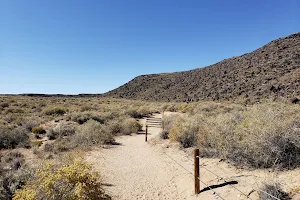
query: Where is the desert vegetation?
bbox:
[259,183,290,200]
[13,159,111,200]
[0,95,161,199]
[0,95,299,199]
[163,100,300,169]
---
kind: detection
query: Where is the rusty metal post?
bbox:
[194,148,200,194]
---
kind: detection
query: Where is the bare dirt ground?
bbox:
[86,113,300,200]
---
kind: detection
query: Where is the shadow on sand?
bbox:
[199,181,238,194]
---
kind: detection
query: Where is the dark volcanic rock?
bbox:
[104,33,300,102]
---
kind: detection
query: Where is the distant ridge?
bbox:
[18,94,101,98]
[104,33,300,102]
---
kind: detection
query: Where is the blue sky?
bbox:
[0,0,299,94]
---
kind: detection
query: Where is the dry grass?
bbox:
[165,101,300,169]
[0,95,299,198]
[259,183,290,200]
[0,151,34,199]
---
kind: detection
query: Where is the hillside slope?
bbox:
[105,33,300,102]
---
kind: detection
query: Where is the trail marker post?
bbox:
[162,111,165,130]
[194,148,200,194]
[145,125,148,142]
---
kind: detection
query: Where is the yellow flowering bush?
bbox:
[13,160,111,200]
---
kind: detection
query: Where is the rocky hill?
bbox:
[104,33,300,102]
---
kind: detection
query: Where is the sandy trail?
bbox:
[86,113,300,200]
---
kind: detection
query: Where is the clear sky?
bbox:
[0,0,299,94]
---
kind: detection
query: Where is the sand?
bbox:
[86,113,300,200]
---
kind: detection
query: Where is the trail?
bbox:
[86,113,300,200]
[85,113,201,199]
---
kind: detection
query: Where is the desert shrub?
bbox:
[31,141,43,147]
[23,117,44,132]
[0,152,34,199]
[80,106,93,112]
[163,114,180,133]
[160,131,169,139]
[125,109,144,119]
[178,131,197,148]
[259,183,290,200]
[32,126,46,134]
[68,112,106,125]
[43,107,66,116]
[69,112,91,124]
[70,120,115,148]
[166,104,179,112]
[169,116,198,148]
[106,120,122,135]
[43,143,54,152]
[198,103,300,169]
[121,118,142,135]
[137,106,153,117]
[1,151,25,170]
[47,123,76,140]
[0,103,9,108]
[165,102,300,169]
[13,160,111,200]
[52,139,69,152]
[5,108,24,114]
[192,102,245,116]
[0,127,29,149]
[179,103,195,113]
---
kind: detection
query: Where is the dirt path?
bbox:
[86,113,200,199]
[86,113,300,200]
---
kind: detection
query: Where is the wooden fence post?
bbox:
[162,111,165,130]
[194,148,200,194]
[145,125,148,142]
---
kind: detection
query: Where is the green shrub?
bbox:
[0,127,29,149]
